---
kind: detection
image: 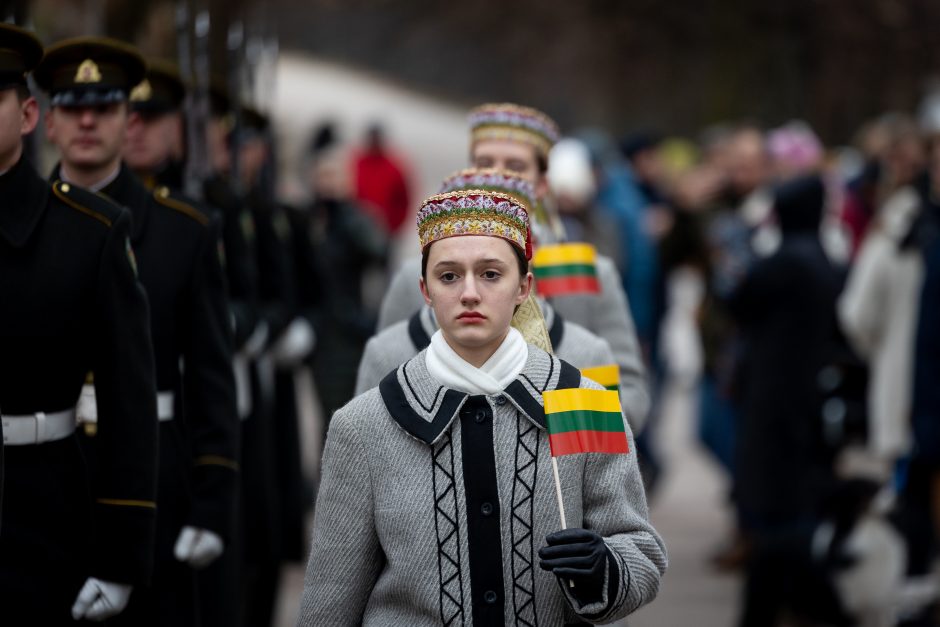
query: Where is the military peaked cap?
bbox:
[0,23,43,89]
[35,36,145,107]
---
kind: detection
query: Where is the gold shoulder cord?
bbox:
[154,187,209,226]
[53,183,112,228]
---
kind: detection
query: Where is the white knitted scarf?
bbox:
[425,327,528,396]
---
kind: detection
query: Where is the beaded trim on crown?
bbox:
[439,168,536,213]
[418,189,531,258]
[469,103,561,158]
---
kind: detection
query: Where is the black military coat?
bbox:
[89,163,240,542]
[0,156,158,622]
[203,175,259,349]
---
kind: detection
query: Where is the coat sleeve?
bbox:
[559,380,667,623]
[183,215,240,540]
[90,209,159,585]
[298,410,383,625]
[594,257,650,428]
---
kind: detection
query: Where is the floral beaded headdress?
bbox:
[417,189,532,260]
[468,103,561,160]
[440,165,537,215]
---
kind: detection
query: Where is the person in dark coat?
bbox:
[39,38,240,627]
[0,26,159,624]
[730,175,842,626]
[306,124,389,422]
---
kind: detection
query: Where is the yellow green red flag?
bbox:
[532,243,600,297]
[580,364,619,392]
[543,388,628,456]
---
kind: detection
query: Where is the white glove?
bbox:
[272,317,316,367]
[174,526,224,569]
[71,577,132,622]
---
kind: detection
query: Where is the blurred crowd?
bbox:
[532,113,940,626]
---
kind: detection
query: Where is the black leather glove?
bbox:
[538,528,610,605]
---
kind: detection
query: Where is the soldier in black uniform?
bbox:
[37,38,240,627]
[240,105,314,626]
[0,25,159,624]
[124,59,187,190]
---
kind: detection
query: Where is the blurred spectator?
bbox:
[838,141,930,474]
[351,123,412,236]
[547,137,624,268]
[697,126,770,471]
[579,130,660,357]
[767,120,825,181]
[730,175,842,625]
[305,124,389,423]
[840,114,926,260]
[911,192,940,557]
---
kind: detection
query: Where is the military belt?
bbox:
[77,385,175,424]
[1,409,77,445]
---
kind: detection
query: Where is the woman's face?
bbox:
[421,235,531,366]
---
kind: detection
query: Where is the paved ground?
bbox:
[630,381,740,627]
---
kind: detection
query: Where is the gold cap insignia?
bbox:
[130,79,152,102]
[75,59,102,84]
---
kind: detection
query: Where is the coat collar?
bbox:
[379,343,581,445]
[0,156,51,249]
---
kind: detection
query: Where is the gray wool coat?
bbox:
[298,345,666,626]
[376,255,650,428]
[355,302,620,410]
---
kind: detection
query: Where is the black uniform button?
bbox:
[483,590,498,604]
[495,395,507,406]
[481,502,494,516]
[474,409,487,423]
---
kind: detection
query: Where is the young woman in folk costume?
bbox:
[298,189,665,626]
[354,168,619,397]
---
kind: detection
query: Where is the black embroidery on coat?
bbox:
[510,410,539,626]
[432,432,466,625]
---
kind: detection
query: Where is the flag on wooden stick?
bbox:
[544,388,629,457]
[543,387,628,532]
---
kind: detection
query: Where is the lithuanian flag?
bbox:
[543,388,629,456]
[533,243,600,297]
[580,364,619,393]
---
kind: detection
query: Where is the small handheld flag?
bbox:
[533,243,600,297]
[580,364,620,393]
[543,388,628,531]
[544,388,629,457]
